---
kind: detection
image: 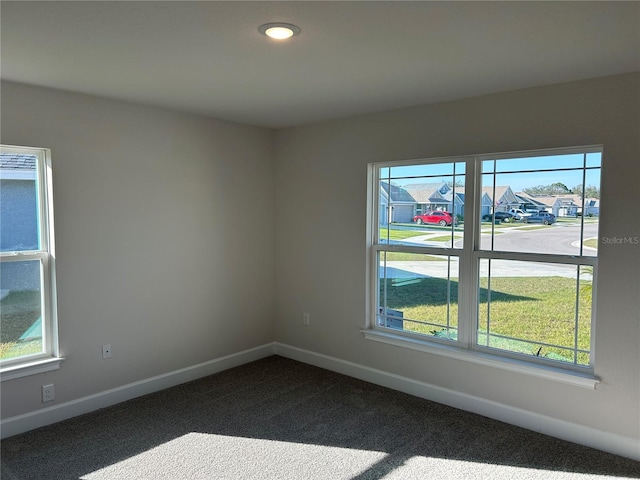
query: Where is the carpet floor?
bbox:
[1,355,639,479]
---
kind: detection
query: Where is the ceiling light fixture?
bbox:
[259,23,301,40]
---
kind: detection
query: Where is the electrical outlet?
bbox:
[302,312,310,326]
[42,384,55,403]
[102,344,112,359]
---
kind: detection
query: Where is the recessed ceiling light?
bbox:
[259,23,301,40]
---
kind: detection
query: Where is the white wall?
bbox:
[0,81,275,418]
[274,73,640,440]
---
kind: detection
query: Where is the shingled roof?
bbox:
[380,181,416,203]
[402,182,449,203]
[0,153,37,170]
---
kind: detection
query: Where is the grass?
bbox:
[380,276,591,365]
[380,228,427,241]
[583,238,598,249]
[1,291,43,360]
[0,340,42,359]
[427,235,463,242]
[478,276,591,365]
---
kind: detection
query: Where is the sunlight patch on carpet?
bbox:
[81,432,388,480]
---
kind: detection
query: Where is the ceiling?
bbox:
[1,1,639,128]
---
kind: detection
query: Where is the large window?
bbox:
[369,147,600,376]
[1,145,59,378]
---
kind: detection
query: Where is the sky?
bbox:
[380,152,601,193]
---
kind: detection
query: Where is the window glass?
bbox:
[1,146,56,370]
[478,259,592,366]
[378,252,458,340]
[0,260,44,362]
[0,153,40,252]
[371,147,600,372]
[378,162,464,249]
[480,153,600,256]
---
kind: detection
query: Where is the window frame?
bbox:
[1,145,62,381]
[365,146,601,388]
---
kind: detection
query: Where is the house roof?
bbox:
[402,183,449,203]
[0,153,37,171]
[517,192,599,208]
[457,185,515,203]
[380,182,416,203]
[515,192,547,207]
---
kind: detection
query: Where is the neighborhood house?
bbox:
[0,153,39,292]
[380,181,599,225]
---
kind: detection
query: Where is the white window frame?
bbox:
[1,145,62,381]
[364,146,601,389]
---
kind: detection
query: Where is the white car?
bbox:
[509,209,532,220]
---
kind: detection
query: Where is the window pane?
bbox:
[379,162,464,249]
[576,265,593,366]
[387,162,456,180]
[492,153,586,173]
[378,252,458,340]
[0,260,44,361]
[0,153,40,252]
[586,152,601,168]
[478,259,590,366]
[480,155,600,256]
[581,168,600,257]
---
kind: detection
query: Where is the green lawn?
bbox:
[381,252,447,262]
[427,235,463,242]
[583,238,598,249]
[380,226,461,241]
[380,276,591,365]
[379,228,426,241]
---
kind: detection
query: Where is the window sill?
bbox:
[0,357,65,382]
[362,329,599,389]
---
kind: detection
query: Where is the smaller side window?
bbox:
[1,145,59,372]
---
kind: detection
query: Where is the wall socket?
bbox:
[42,384,55,403]
[102,344,112,359]
[302,312,310,326]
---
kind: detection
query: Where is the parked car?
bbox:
[521,212,556,225]
[482,211,515,223]
[413,211,454,226]
[509,208,532,220]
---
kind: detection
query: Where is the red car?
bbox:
[413,211,454,226]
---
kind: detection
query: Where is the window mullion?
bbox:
[0,251,48,262]
[457,158,479,348]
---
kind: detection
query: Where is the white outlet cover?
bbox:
[42,384,55,402]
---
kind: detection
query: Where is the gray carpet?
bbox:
[1,356,639,479]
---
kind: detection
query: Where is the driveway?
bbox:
[383,221,597,279]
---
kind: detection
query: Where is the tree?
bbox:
[584,185,600,199]
[446,180,465,188]
[572,184,600,199]
[523,182,571,196]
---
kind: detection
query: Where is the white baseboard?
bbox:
[3,341,638,461]
[1,343,276,439]
[274,342,640,462]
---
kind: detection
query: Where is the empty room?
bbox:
[1,1,639,479]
